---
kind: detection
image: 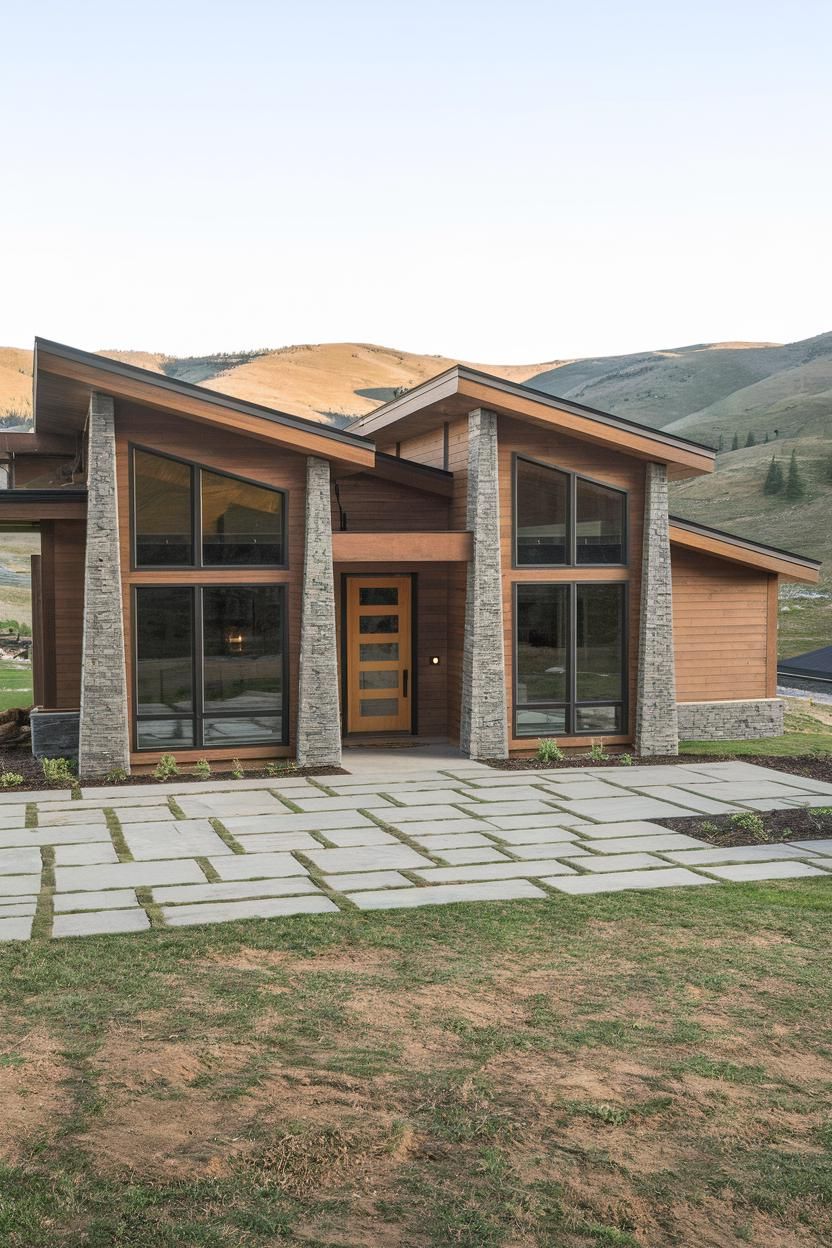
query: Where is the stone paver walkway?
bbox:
[1,759,831,941]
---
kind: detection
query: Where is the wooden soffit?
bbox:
[670,518,820,583]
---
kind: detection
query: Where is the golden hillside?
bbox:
[0,343,558,427]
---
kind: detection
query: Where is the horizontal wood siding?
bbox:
[388,426,447,470]
[40,520,86,709]
[672,547,772,701]
[335,563,450,739]
[499,415,644,749]
[329,471,450,532]
[115,401,306,755]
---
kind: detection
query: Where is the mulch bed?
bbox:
[658,806,832,847]
[487,752,832,786]
[0,745,345,793]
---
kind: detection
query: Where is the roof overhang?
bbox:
[33,339,376,470]
[669,515,821,583]
[0,489,87,521]
[351,366,715,481]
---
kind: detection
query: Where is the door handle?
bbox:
[403,669,409,698]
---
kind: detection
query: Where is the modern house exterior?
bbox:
[0,339,821,775]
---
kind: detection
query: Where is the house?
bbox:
[778,644,832,694]
[0,339,821,775]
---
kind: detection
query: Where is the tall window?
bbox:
[514,456,626,567]
[133,448,285,568]
[134,585,286,749]
[515,583,626,737]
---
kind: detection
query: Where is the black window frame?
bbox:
[132,582,289,751]
[512,452,628,569]
[512,581,628,739]
[130,444,289,571]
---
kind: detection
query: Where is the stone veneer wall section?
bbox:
[635,462,679,756]
[78,393,131,776]
[296,456,342,767]
[677,698,784,740]
[460,408,509,759]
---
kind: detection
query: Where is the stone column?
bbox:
[296,456,341,766]
[635,462,679,756]
[460,408,509,759]
[78,392,131,777]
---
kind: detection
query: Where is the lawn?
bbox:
[0,658,32,712]
[1,882,831,1246]
[681,700,832,758]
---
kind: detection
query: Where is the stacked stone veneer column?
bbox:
[78,393,131,777]
[635,462,680,756]
[296,456,342,767]
[460,408,509,760]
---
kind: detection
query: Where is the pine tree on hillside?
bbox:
[785,450,806,501]
[731,432,740,451]
[745,431,756,448]
[763,456,784,495]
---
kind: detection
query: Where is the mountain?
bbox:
[2,332,830,656]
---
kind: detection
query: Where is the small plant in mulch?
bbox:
[536,739,563,763]
[153,754,179,782]
[0,771,24,787]
[588,743,608,762]
[659,806,832,848]
[40,757,76,784]
[193,759,212,780]
[264,761,297,777]
[230,758,245,780]
[617,753,634,766]
[104,768,129,784]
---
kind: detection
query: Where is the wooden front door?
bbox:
[345,576,412,734]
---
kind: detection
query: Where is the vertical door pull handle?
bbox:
[403,669,409,698]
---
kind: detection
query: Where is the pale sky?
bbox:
[1,0,830,362]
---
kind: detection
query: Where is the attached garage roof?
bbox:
[669,515,821,583]
[778,645,832,682]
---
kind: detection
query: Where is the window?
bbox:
[133,448,285,568]
[514,583,626,737]
[514,456,627,567]
[134,585,286,749]
[515,458,569,565]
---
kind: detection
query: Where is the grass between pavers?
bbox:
[1,883,831,1246]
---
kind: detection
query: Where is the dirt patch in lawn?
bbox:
[658,805,832,846]
[0,1029,72,1164]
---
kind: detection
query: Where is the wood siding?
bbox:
[672,547,774,702]
[329,471,450,532]
[38,520,86,708]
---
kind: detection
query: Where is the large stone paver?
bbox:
[460,786,554,803]
[575,833,707,854]
[53,909,150,938]
[153,877,320,904]
[161,894,338,927]
[790,839,832,854]
[55,860,205,892]
[506,841,590,859]
[664,845,819,866]
[291,794,394,813]
[676,781,814,802]
[545,868,712,895]
[372,804,467,823]
[37,808,107,827]
[112,804,175,824]
[303,844,432,874]
[0,848,41,874]
[323,870,414,891]
[701,861,830,883]
[436,847,512,865]
[413,859,578,884]
[122,820,231,860]
[630,786,741,814]
[405,832,498,851]
[320,828,399,847]
[458,801,559,819]
[576,820,681,840]
[0,901,37,917]
[483,813,589,832]
[235,833,323,854]
[0,807,27,827]
[0,789,71,804]
[487,826,583,845]
[535,780,632,800]
[221,811,374,835]
[0,827,110,848]
[564,852,667,872]
[349,879,548,910]
[0,874,42,896]
[53,843,119,866]
[393,818,487,838]
[54,890,138,911]
[176,793,288,819]
[0,916,34,941]
[551,796,694,822]
[209,853,308,881]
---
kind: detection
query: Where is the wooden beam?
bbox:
[0,432,79,454]
[0,500,86,520]
[332,531,472,562]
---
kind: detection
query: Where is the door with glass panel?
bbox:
[345,577,412,733]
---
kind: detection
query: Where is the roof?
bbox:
[33,338,376,469]
[778,645,832,682]
[669,514,821,583]
[350,365,716,480]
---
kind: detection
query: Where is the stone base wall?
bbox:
[676,699,784,741]
[31,710,80,759]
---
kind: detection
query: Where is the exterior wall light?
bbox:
[430,656,440,665]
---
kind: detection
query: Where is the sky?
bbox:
[1,0,830,362]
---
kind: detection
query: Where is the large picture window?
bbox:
[514,455,626,567]
[134,584,286,749]
[514,583,626,737]
[133,448,286,568]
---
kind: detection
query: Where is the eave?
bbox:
[351,366,716,481]
[669,515,821,583]
[33,339,376,470]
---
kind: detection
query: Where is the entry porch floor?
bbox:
[1,756,831,940]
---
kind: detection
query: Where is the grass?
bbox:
[1,881,831,1246]
[0,658,32,712]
